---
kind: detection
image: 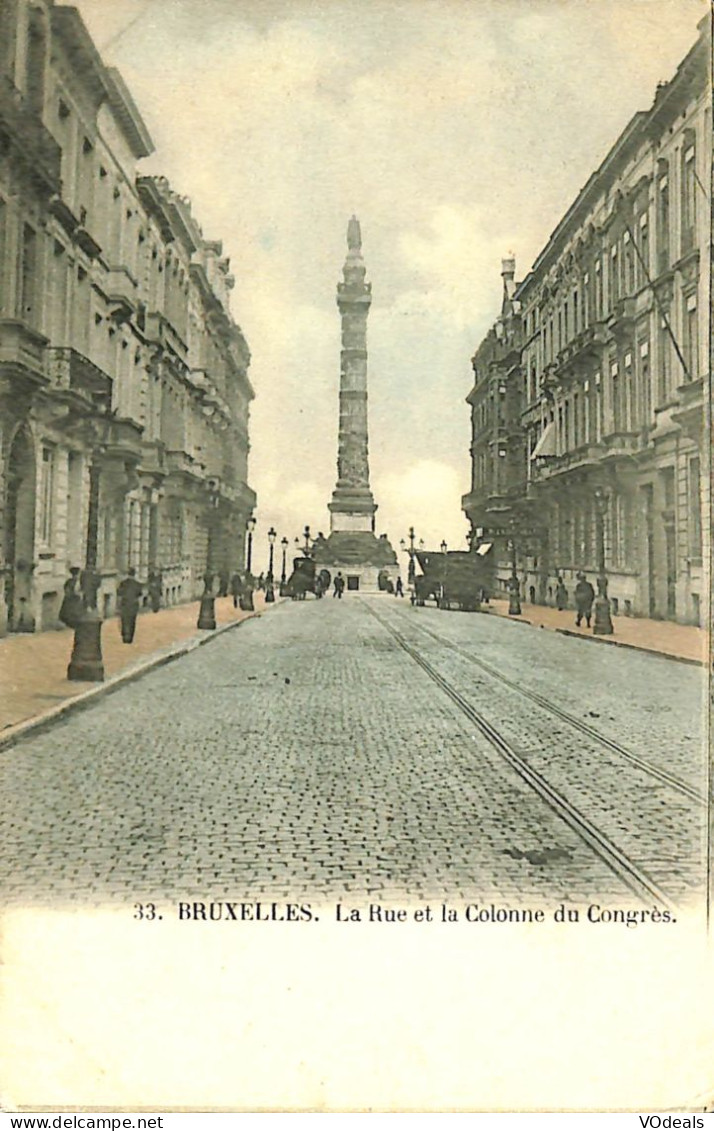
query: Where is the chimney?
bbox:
[501,255,516,302]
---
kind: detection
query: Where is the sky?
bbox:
[73,0,706,574]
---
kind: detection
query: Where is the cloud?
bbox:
[73,0,704,555]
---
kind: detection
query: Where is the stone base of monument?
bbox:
[324,563,399,594]
[313,531,400,594]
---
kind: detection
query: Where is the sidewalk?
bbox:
[0,593,275,739]
[485,597,707,665]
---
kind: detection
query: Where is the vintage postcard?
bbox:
[0,0,712,1114]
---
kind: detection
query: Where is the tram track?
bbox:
[363,599,704,910]
[384,603,705,807]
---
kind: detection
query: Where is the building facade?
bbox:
[0,0,255,633]
[463,19,710,624]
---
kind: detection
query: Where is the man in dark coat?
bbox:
[230,571,243,609]
[147,569,162,613]
[574,572,595,628]
[333,572,345,599]
[59,567,83,628]
[117,568,143,643]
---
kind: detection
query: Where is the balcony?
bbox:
[532,442,605,482]
[599,430,642,463]
[104,417,143,463]
[165,449,204,480]
[607,296,636,337]
[140,440,167,478]
[48,348,112,406]
[0,76,61,194]
[672,377,704,439]
[103,266,138,317]
[556,322,608,372]
[145,311,188,359]
[0,319,48,386]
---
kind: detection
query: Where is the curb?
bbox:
[487,607,703,666]
[554,626,704,667]
[0,608,267,754]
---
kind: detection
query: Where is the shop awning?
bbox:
[531,421,556,460]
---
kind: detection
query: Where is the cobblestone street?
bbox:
[0,597,706,909]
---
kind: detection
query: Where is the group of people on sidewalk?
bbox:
[58,563,267,648]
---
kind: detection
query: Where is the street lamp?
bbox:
[246,515,256,575]
[67,460,104,681]
[280,535,289,594]
[592,486,614,635]
[197,481,220,630]
[440,540,447,554]
[267,527,277,580]
[402,526,416,585]
[508,537,522,616]
[303,524,311,554]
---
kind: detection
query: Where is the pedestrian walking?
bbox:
[333,572,345,599]
[555,575,568,611]
[395,577,404,597]
[230,570,243,608]
[218,569,230,598]
[59,567,83,628]
[117,568,143,643]
[147,569,163,613]
[239,572,255,611]
[574,571,595,628]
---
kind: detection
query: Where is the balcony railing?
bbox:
[48,347,112,404]
[556,322,608,371]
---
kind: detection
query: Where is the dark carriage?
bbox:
[414,548,494,612]
[285,556,315,599]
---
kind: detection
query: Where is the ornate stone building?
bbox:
[0,0,255,633]
[463,18,710,623]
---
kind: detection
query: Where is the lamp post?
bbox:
[440,540,447,554]
[592,485,614,634]
[197,481,220,630]
[246,515,256,575]
[267,527,277,581]
[508,537,522,616]
[401,525,417,585]
[303,524,311,554]
[280,536,288,589]
[67,460,105,681]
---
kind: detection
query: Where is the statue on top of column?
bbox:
[347,216,361,252]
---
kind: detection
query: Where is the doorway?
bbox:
[4,428,37,630]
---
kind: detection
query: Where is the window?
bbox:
[595,260,603,318]
[637,211,649,287]
[688,457,702,558]
[611,361,620,431]
[0,198,5,314]
[683,293,698,381]
[681,141,697,254]
[639,340,651,426]
[39,446,55,545]
[26,8,47,115]
[623,230,635,294]
[623,351,633,431]
[658,316,671,404]
[19,224,38,326]
[657,166,670,273]
[610,243,619,307]
[573,289,579,334]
